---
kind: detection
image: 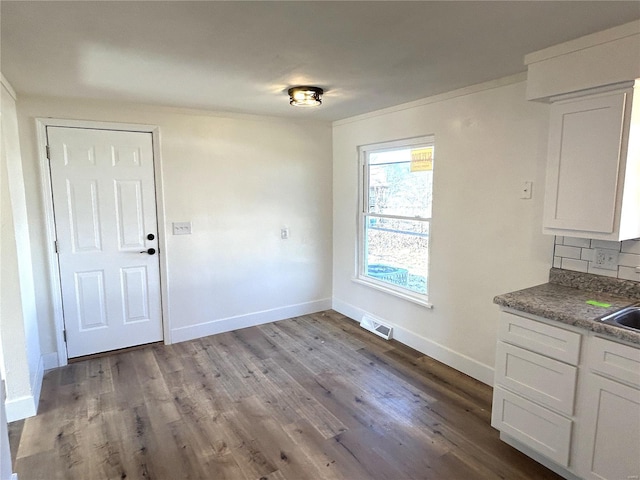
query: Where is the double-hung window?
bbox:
[357,136,434,305]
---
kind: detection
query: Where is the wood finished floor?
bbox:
[9,310,562,480]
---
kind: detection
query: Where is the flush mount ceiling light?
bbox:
[288,86,323,107]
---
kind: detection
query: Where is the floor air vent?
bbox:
[360,315,393,340]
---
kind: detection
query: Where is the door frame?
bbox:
[36,118,171,367]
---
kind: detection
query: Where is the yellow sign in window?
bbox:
[410,147,434,172]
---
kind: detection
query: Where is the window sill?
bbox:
[351,277,434,309]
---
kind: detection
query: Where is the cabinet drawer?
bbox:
[499,312,581,365]
[492,386,572,467]
[495,342,577,415]
[588,336,640,388]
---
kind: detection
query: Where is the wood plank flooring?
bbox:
[9,310,562,479]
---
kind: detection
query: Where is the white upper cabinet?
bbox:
[542,83,640,241]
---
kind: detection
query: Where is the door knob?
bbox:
[140,248,156,255]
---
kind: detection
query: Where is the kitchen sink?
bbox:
[599,305,640,332]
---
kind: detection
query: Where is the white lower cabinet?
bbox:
[492,311,580,474]
[575,338,640,480]
[493,310,640,480]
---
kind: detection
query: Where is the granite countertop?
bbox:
[494,268,640,346]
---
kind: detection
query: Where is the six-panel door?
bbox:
[47,127,163,358]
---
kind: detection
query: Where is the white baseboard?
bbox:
[30,355,44,417]
[42,352,59,371]
[5,394,36,423]
[332,297,495,386]
[170,298,333,344]
[5,351,50,423]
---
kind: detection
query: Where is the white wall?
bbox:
[0,84,16,479]
[16,96,333,358]
[1,77,43,421]
[332,77,554,385]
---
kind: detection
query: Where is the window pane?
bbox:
[364,217,429,295]
[368,148,433,218]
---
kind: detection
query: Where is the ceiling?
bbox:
[2,1,640,122]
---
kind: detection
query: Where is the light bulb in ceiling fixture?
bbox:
[288,86,323,107]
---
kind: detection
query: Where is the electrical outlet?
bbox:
[593,248,619,271]
[172,222,192,235]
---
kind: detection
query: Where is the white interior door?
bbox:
[47,126,163,358]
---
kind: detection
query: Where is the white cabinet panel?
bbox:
[493,313,578,470]
[492,386,573,467]
[494,309,640,479]
[577,374,640,480]
[544,91,625,234]
[542,84,640,241]
[499,311,581,365]
[587,336,640,388]
[495,342,577,415]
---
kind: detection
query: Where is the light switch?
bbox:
[172,222,192,235]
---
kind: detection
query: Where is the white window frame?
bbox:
[355,135,434,308]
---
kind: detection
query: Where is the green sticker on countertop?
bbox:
[586,300,612,308]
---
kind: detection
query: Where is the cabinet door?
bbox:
[543,90,627,235]
[578,374,640,480]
